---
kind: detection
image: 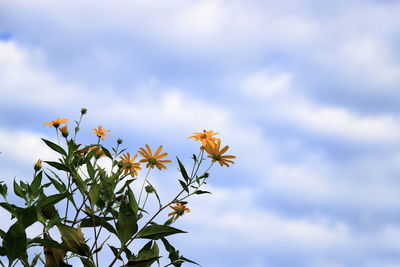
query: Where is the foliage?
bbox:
[0,109,235,267]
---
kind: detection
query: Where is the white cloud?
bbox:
[240,69,400,144]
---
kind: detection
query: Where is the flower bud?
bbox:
[60,125,69,138]
[145,185,155,193]
[117,138,123,145]
[81,108,87,115]
[34,159,42,172]
[117,161,124,169]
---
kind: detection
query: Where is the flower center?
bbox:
[176,208,185,215]
[212,154,220,161]
[200,134,207,139]
[149,158,157,165]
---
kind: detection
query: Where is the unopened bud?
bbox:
[81,108,87,115]
[117,138,123,145]
[60,125,69,138]
[34,159,42,172]
[145,185,155,193]
[117,161,124,168]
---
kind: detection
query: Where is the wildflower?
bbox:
[95,148,105,158]
[168,203,190,217]
[204,139,236,167]
[189,130,219,147]
[138,145,171,170]
[34,159,42,172]
[44,118,68,128]
[59,125,69,138]
[92,126,111,140]
[119,153,141,177]
[75,145,99,156]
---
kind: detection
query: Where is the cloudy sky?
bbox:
[1,0,400,266]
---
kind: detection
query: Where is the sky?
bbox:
[1,0,400,266]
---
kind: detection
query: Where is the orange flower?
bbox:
[44,118,69,128]
[75,145,99,156]
[168,203,190,217]
[189,130,219,147]
[95,148,105,158]
[120,153,141,177]
[138,145,171,170]
[204,139,236,167]
[92,125,111,140]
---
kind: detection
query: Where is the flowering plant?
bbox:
[0,109,235,267]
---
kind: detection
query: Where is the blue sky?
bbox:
[1,0,400,266]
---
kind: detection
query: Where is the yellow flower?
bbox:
[120,153,141,177]
[204,139,236,167]
[44,118,69,128]
[138,145,171,170]
[92,125,111,140]
[59,125,69,138]
[95,148,105,158]
[75,145,99,156]
[189,130,219,147]
[168,203,191,217]
[34,159,42,172]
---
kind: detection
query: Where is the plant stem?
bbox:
[137,168,151,206]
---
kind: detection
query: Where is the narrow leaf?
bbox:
[41,138,67,157]
[177,157,190,182]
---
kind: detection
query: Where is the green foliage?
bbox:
[0,110,233,266]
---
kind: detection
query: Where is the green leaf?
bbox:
[42,138,67,157]
[124,241,160,267]
[179,180,188,193]
[127,188,138,215]
[80,216,117,235]
[116,198,138,245]
[116,179,134,194]
[0,202,20,218]
[36,192,69,209]
[86,159,95,179]
[71,172,86,194]
[30,253,41,267]
[13,179,26,200]
[3,221,27,264]
[108,245,122,260]
[80,257,96,267]
[101,146,113,159]
[46,176,66,193]
[89,184,99,206]
[44,161,70,172]
[29,238,76,253]
[31,171,43,197]
[16,206,37,228]
[0,182,7,199]
[137,224,186,240]
[57,224,89,256]
[194,190,211,195]
[180,256,200,266]
[177,157,190,182]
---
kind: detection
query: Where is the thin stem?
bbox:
[71,195,88,226]
[190,150,202,178]
[139,192,149,217]
[73,114,83,141]
[56,128,60,145]
[137,168,151,206]
[64,176,72,223]
[110,143,120,173]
